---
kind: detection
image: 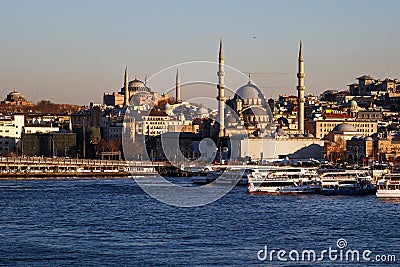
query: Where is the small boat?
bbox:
[191,166,222,185]
[319,170,376,195]
[248,168,321,195]
[376,174,400,198]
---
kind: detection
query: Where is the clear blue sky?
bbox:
[0,0,399,105]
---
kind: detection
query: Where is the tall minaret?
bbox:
[217,38,226,138]
[297,40,305,134]
[175,69,182,104]
[123,66,129,108]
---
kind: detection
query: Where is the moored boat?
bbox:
[248,168,321,195]
[376,173,400,198]
[319,170,375,195]
[191,166,222,185]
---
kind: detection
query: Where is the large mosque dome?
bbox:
[234,82,264,101]
[129,79,150,92]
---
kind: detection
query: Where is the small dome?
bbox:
[277,117,289,126]
[332,123,358,133]
[234,82,264,100]
[365,136,373,141]
[349,100,358,107]
[197,106,208,116]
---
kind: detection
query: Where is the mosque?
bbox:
[103,67,160,109]
[214,39,324,160]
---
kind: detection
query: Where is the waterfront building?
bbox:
[22,132,76,157]
[24,125,60,134]
[0,115,24,156]
[346,136,374,164]
[374,136,400,162]
[240,135,324,161]
[305,118,378,139]
[140,109,188,137]
[102,116,124,142]
[71,106,104,129]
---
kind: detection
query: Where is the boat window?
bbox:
[260,181,295,187]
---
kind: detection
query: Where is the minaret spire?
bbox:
[297,40,305,134]
[217,38,226,138]
[175,69,182,104]
[123,66,129,108]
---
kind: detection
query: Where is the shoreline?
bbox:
[0,172,158,180]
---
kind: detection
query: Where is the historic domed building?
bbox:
[226,76,272,134]
[103,67,159,108]
[1,89,33,106]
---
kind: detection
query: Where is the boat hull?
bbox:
[376,190,400,198]
[320,188,376,196]
[248,186,320,195]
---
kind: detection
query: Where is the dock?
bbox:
[0,157,164,178]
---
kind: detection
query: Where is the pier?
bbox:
[0,157,163,178]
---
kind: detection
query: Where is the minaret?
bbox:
[175,69,182,104]
[217,38,226,138]
[123,66,129,108]
[297,40,305,134]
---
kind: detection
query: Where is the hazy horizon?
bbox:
[1,0,399,105]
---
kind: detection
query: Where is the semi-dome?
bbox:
[197,106,208,116]
[276,127,288,136]
[234,82,264,100]
[242,106,267,116]
[332,123,358,132]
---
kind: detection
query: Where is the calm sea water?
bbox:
[0,177,399,266]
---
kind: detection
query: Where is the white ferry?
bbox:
[376,174,400,198]
[248,168,321,195]
[319,170,375,195]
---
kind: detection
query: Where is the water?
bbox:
[0,177,399,266]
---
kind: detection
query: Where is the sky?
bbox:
[0,0,399,105]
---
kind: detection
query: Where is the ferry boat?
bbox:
[248,168,321,195]
[319,170,376,195]
[376,174,400,198]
